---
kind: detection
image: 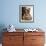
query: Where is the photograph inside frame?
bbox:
[20,5,34,23]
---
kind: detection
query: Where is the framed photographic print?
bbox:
[19,5,34,23]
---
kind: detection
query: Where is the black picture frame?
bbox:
[19,5,34,23]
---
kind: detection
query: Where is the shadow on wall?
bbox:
[0,24,7,43]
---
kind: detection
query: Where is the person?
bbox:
[22,7,32,20]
